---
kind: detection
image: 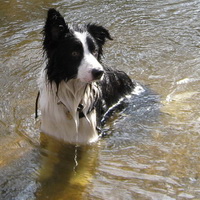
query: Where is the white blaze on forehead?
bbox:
[74,31,90,54]
[74,31,103,83]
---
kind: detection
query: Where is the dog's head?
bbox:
[43,8,112,85]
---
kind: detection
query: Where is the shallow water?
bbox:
[0,0,200,199]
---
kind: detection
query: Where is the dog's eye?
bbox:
[92,50,98,57]
[72,51,80,57]
[59,25,64,31]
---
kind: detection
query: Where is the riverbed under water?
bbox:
[0,0,200,199]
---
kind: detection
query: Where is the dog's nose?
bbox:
[92,69,104,80]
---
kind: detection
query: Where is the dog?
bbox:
[36,8,137,144]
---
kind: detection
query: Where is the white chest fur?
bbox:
[38,70,99,144]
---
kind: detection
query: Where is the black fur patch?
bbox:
[43,9,112,85]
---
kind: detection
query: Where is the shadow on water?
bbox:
[36,134,99,200]
[101,84,161,142]
[0,132,100,200]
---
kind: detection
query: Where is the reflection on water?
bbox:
[0,0,200,199]
[36,134,99,200]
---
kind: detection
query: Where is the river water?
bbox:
[0,0,200,199]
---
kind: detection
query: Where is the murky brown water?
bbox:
[1,0,200,199]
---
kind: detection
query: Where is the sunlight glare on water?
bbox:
[0,0,200,199]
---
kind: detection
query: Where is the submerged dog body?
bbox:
[38,9,135,144]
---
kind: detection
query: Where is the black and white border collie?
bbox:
[37,8,139,144]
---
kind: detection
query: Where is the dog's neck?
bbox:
[38,73,100,142]
[53,79,99,119]
[56,79,88,116]
[51,79,99,132]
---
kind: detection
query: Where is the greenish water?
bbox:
[0,0,200,199]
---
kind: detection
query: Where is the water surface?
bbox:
[0,0,200,199]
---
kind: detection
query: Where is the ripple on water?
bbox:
[1,0,200,199]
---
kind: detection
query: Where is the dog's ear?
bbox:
[87,24,113,46]
[43,9,69,52]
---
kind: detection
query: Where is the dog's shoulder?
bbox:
[99,67,135,107]
[95,67,135,125]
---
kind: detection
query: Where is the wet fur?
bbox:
[37,9,135,144]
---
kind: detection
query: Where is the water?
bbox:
[0,0,200,199]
